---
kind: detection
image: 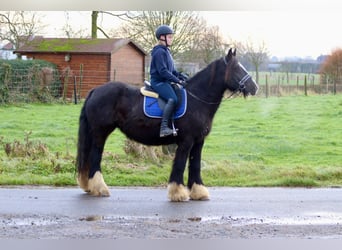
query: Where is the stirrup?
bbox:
[171,121,178,136]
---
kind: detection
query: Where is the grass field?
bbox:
[0,94,341,187]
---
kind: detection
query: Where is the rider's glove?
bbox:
[179,80,188,88]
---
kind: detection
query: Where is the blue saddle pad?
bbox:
[143,89,187,119]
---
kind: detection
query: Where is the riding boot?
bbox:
[160,99,176,137]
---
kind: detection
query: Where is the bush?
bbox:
[0,59,62,104]
[319,48,342,85]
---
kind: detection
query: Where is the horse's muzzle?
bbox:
[244,79,259,97]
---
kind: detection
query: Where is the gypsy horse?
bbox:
[76,49,258,201]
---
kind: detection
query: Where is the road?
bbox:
[1,186,342,239]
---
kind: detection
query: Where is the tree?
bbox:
[181,24,227,66]
[91,11,133,39]
[196,25,227,64]
[89,11,228,66]
[0,11,45,58]
[319,48,342,85]
[113,11,206,57]
[62,12,88,38]
[230,38,269,84]
[241,39,269,84]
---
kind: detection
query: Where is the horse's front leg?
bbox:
[168,143,191,202]
[188,140,209,200]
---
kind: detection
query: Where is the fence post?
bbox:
[277,75,280,97]
[265,74,269,98]
[78,64,83,100]
[73,76,78,104]
[304,75,308,96]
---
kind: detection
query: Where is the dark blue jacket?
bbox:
[150,45,181,84]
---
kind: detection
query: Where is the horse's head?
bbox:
[223,49,259,97]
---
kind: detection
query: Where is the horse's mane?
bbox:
[187,55,236,87]
[188,60,219,86]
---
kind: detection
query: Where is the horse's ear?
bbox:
[227,48,236,59]
[227,48,233,58]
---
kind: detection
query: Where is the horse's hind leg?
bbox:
[87,139,110,196]
[188,141,209,200]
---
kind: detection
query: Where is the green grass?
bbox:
[0,95,341,187]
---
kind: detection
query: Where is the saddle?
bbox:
[140,81,187,119]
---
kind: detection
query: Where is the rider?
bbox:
[150,25,187,137]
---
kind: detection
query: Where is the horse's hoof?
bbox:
[87,171,110,197]
[77,173,89,192]
[190,183,210,200]
[167,182,189,202]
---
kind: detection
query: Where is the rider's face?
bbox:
[165,34,173,45]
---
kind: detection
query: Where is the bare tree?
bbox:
[192,24,227,64]
[113,11,206,56]
[241,39,269,84]
[62,12,88,38]
[0,11,46,57]
[230,38,269,83]
[91,11,133,38]
[176,23,228,71]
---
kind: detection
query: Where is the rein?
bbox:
[186,89,221,105]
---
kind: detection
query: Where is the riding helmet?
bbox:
[155,25,174,39]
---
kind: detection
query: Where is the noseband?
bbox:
[222,56,251,94]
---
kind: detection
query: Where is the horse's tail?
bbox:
[76,90,94,190]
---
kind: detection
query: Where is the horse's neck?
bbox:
[187,76,225,105]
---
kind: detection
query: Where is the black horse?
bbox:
[76,49,258,201]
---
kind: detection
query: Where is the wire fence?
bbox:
[250,72,341,97]
[1,69,341,104]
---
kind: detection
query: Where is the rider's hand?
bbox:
[179,80,187,88]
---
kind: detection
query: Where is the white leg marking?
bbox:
[190,183,210,200]
[87,171,110,197]
[77,173,89,193]
[167,182,189,202]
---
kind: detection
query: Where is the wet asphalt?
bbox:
[1,186,342,225]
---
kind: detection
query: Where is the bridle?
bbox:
[186,55,252,104]
[222,56,251,96]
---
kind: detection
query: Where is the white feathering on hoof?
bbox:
[190,183,210,200]
[87,171,110,197]
[77,173,89,193]
[167,182,190,202]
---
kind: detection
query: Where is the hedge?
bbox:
[0,59,62,104]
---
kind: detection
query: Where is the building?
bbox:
[0,42,17,60]
[15,37,147,98]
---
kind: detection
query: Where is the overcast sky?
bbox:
[201,11,342,59]
[33,10,342,59]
